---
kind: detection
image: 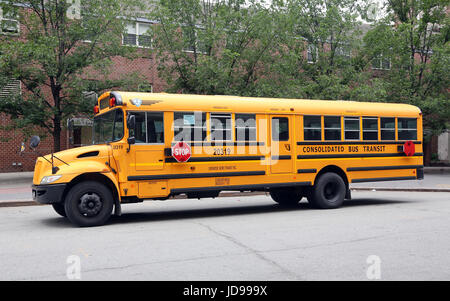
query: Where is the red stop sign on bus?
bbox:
[171,141,192,162]
[403,140,415,156]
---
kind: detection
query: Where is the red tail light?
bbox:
[109,97,116,107]
[93,105,99,114]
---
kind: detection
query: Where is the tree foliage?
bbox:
[363,0,450,135]
[0,0,145,150]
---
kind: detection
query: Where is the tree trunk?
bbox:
[53,117,61,152]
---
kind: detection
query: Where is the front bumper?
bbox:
[32,184,67,204]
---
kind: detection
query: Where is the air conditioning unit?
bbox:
[67,0,81,20]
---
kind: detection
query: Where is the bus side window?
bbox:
[272,117,289,141]
[147,112,164,144]
[304,116,321,141]
[363,117,378,140]
[398,118,417,140]
[381,117,395,140]
[235,114,256,141]
[129,112,147,143]
[324,116,341,140]
[344,117,360,140]
[174,112,207,142]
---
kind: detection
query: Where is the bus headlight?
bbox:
[40,175,62,184]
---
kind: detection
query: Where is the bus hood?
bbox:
[33,145,112,185]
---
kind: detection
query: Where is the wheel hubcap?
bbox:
[324,182,337,200]
[78,192,102,217]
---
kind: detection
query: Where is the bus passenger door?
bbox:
[128,111,168,198]
[270,116,293,174]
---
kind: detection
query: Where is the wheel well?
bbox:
[62,173,119,204]
[315,165,349,189]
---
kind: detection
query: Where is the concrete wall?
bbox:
[437,130,450,163]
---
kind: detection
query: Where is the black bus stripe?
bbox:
[165,156,264,163]
[347,165,424,172]
[297,169,317,173]
[298,153,423,159]
[271,155,291,160]
[351,176,417,183]
[297,141,422,145]
[170,181,312,194]
[169,142,265,147]
[128,170,265,181]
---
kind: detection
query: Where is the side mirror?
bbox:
[127,114,136,130]
[127,137,136,145]
[126,115,136,153]
[30,136,41,150]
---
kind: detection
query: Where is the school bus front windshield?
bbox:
[93,108,124,144]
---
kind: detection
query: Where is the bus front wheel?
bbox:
[52,203,67,217]
[269,187,303,207]
[64,181,114,227]
[307,173,346,209]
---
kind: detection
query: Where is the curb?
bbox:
[350,187,450,193]
[0,172,33,185]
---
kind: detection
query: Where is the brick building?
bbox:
[0,2,167,172]
[0,2,447,172]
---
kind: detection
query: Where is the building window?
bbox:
[0,6,19,35]
[138,83,153,93]
[174,112,206,142]
[272,117,289,141]
[336,45,351,60]
[210,113,232,141]
[123,22,152,48]
[397,118,417,140]
[235,114,256,141]
[372,55,391,70]
[0,79,21,99]
[182,27,207,53]
[304,116,321,141]
[307,44,318,63]
[344,117,360,140]
[324,116,341,140]
[380,117,395,140]
[363,117,378,140]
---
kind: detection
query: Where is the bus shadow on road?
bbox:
[106,198,411,225]
[40,198,412,228]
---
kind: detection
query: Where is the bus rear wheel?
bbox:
[64,181,114,227]
[270,187,304,207]
[307,173,346,209]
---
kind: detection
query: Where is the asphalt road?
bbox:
[1,175,449,205]
[0,191,449,281]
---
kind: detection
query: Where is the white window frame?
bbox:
[210,113,232,142]
[344,116,361,141]
[0,79,21,99]
[122,21,153,48]
[182,27,207,54]
[372,54,391,70]
[336,45,351,60]
[307,44,318,64]
[0,6,20,35]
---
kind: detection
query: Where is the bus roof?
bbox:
[99,91,421,117]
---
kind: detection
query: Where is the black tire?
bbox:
[64,181,114,227]
[307,173,346,209]
[52,203,67,217]
[269,187,304,207]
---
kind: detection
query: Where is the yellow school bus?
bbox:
[32,91,423,227]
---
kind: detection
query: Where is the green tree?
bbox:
[0,0,145,151]
[148,0,289,96]
[363,0,450,135]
